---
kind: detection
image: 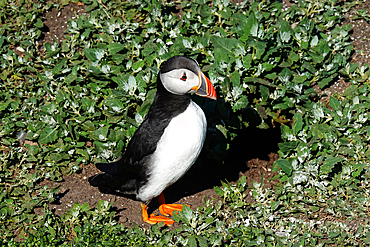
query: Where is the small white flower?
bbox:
[182,39,192,48]
[87,106,95,114]
[101,65,111,74]
[135,113,143,124]
[112,106,122,113]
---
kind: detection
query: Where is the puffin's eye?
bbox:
[180,72,187,81]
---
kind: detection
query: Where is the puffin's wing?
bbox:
[90,122,159,193]
[121,118,165,169]
[95,108,170,177]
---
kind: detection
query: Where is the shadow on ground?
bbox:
[165,125,282,204]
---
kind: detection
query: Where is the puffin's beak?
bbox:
[192,71,217,100]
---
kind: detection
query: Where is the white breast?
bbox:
[137,101,207,202]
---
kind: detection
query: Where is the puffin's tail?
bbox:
[89,156,122,189]
[88,171,137,195]
[88,172,110,188]
[95,162,119,175]
[95,155,123,175]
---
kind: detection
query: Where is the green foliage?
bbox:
[1,0,370,245]
[269,89,370,245]
[274,89,370,211]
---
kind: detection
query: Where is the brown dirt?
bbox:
[40,2,86,45]
[38,1,370,227]
[345,1,370,66]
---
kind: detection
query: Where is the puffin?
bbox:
[89,55,217,225]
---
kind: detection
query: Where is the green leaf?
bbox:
[187,236,197,247]
[259,85,269,101]
[353,163,366,178]
[49,153,63,162]
[308,51,325,64]
[0,100,11,112]
[115,74,137,94]
[310,206,320,212]
[273,96,294,110]
[111,54,125,65]
[214,47,229,63]
[90,125,110,141]
[52,57,67,75]
[320,156,343,174]
[275,159,293,176]
[108,43,125,55]
[318,76,334,89]
[280,124,293,141]
[214,186,224,197]
[243,54,253,68]
[279,21,293,43]
[108,129,125,142]
[212,36,242,55]
[240,11,258,41]
[230,71,240,87]
[82,120,96,131]
[25,144,39,156]
[271,201,281,211]
[247,39,267,59]
[233,95,248,110]
[39,126,59,144]
[216,124,228,138]
[278,141,298,153]
[292,113,303,135]
[303,61,316,74]
[65,73,77,84]
[142,40,156,56]
[84,48,104,62]
[312,42,331,58]
[311,123,330,139]
[244,77,277,88]
[329,97,341,111]
[0,36,5,49]
[80,202,91,211]
[342,84,358,97]
[34,18,43,28]
[132,60,145,71]
[85,1,98,12]
[76,148,89,160]
[288,50,299,63]
[181,205,193,223]
[198,236,208,247]
[278,68,292,83]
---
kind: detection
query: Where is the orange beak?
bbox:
[192,71,217,100]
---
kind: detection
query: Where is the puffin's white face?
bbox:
[160,69,200,95]
[158,56,217,100]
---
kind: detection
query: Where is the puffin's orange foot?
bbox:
[141,203,174,226]
[159,203,190,216]
[145,213,175,225]
[157,192,191,216]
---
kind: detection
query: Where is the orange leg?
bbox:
[140,203,174,226]
[158,192,191,216]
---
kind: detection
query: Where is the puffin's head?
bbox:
[159,56,217,100]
